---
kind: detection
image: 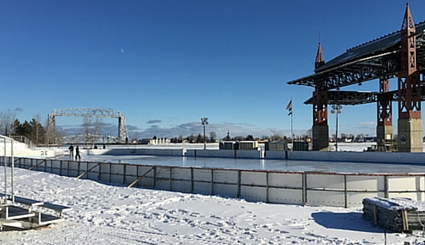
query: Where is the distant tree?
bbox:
[233,136,244,141]
[209,131,217,142]
[245,135,255,141]
[132,132,139,143]
[23,121,32,138]
[196,133,203,143]
[93,118,102,141]
[187,134,196,143]
[270,129,284,141]
[15,120,30,137]
[12,119,21,134]
[261,135,270,141]
[82,117,92,145]
[44,116,56,145]
[55,128,65,145]
[306,128,312,138]
[223,131,231,141]
[31,114,43,144]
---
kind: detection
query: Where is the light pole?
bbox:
[201,118,208,150]
[331,104,342,151]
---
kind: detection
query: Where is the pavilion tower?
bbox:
[397,3,422,152]
[312,42,329,151]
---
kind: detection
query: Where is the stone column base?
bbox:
[398,118,423,152]
[313,125,329,151]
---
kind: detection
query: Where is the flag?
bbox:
[286,99,292,110]
[286,99,292,116]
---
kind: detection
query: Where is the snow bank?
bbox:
[0,168,423,244]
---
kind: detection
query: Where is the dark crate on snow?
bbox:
[362,197,425,232]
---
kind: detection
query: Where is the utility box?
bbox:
[219,141,239,150]
[267,141,288,151]
[238,141,258,150]
[293,141,309,151]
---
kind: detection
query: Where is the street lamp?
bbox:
[201,118,208,150]
[331,104,342,151]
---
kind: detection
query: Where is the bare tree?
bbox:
[270,129,284,141]
[83,117,92,146]
[0,109,17,135]
[44,116,56,146]
[32,114,42,144]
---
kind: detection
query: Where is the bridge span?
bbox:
[48,108,128,144]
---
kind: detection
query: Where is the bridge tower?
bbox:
[397,3,423,152]
[376,76,393,151]
[312,42,329,151]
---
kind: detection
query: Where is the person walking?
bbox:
[75,145,81,160]
[68,144,74,159]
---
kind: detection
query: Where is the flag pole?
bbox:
[291,97,294,151]
[286,97,293,151]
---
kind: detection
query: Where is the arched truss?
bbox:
[48,108,128,143]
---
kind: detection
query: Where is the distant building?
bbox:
[138,138,170,145]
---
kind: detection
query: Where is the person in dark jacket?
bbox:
[68,144,74,159]
[75,145,81,160]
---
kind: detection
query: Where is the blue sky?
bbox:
[1,0,425,140]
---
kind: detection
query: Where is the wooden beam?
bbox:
[127,168,154,188]
[76,164,100,179]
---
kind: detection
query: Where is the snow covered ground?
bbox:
[1,168,425,244]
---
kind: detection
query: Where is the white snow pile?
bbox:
[1,168,425,244]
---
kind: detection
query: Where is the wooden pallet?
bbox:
[363,197,425,232]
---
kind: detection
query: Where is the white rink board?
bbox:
[388,176,424,191]
[110,164,124,175]
[193,182,213,195]
[110,174,124,184]
[307,190,345,207]
[307,174,344,190]
[240,186,267,202]
[268,172,302,188]
[137,166,154,176]
[69,162,79,171]
[155,167,171,179]
[171,180,191,193]
[172,168,192,180]
[125,165,137,174]
[213,170,238,184]
[78,162,89,171]
[51,160,61,169]
[346,175,384,191]
[241,171,267,186]
[346,192,385,206]
[214,183,237,197]
[193,169,212,182]
[268,188,302,204]
[13,157,425,208]
[388,192,423,200]
[155,179,171,190]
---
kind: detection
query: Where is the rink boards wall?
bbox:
[13,157,425,208]
[87,148,425,164]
